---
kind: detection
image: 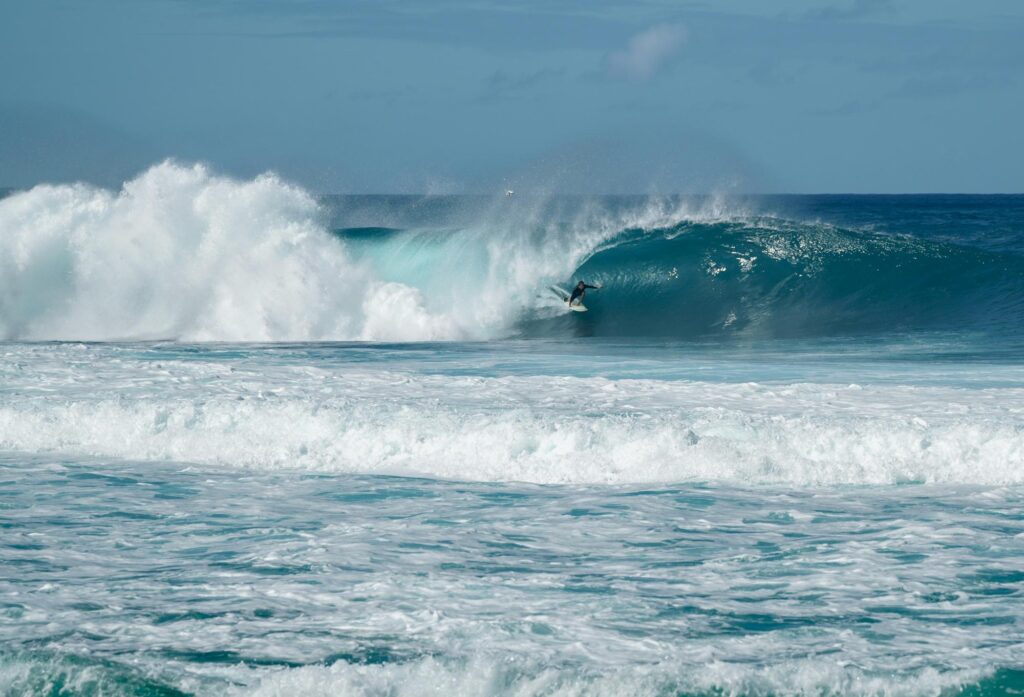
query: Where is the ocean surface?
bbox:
[1,164,1023,695]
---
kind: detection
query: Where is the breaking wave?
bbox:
[2,162,1023,342]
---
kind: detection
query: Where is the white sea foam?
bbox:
[2,345,1022,485]
[0,162,456,341]
[238,655,989,697]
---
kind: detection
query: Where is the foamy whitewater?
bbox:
[1,164,1023,696]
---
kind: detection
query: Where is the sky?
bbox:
[1,0,1022,193]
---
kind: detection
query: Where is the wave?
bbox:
[3,368,1023,485]
[523,219,1024,339]
[2,162,1022,342]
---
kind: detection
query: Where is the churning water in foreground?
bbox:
[1,168,1023,695]
[2,453,1023,697]
[1,340,1022,696]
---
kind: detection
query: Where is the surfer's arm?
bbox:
[584,284,599,290]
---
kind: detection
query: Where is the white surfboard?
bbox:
[550,285,588,312]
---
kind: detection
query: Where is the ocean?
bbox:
[0,163,1022,695]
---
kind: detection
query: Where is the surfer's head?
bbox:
[577,281,585,289]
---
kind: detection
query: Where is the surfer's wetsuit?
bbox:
[569,282,598,306]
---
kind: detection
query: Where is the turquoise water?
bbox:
[1,167,1023,695]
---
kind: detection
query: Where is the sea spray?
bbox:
[0,162,454,341]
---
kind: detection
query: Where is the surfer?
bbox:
[568,281,599,307]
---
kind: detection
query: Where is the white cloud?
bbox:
[607,24,687,81]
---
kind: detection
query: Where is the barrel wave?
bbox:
[2,161,1023,342]
[528,218,1024,339]
[338,199,1024,341]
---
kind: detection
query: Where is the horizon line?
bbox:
[2,186,1023,198]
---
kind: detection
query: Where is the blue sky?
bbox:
[1,0,1022,193]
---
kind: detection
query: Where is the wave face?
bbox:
[538,218,1024,339]
[2,163,1023,342]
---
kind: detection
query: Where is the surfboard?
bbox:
[550,285,588,312]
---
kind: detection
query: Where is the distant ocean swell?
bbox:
[3,162,1022,342]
